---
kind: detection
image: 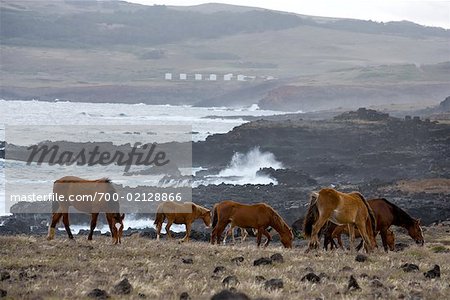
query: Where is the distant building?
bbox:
[165,73,172,80]
[209,74,217,81]
[224,73,233,81]
[194,74,202,80]
[179,73,187,80]
[237,74,245,81]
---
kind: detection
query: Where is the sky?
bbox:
[127,0,450,29]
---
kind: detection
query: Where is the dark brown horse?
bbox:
[47,176,125,244]
[304,189,377,253]
[323,198,424,251]
[211,200,293,248]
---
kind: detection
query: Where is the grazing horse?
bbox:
[47,176,125,244]
[332,224,396,251]
[211,200,293,248]
[304,188,376,253]
[154,202,211,242]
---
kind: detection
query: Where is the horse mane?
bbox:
[268,204,290,234]
[352,192,376,234]
[378,198,415,225]
[303,192,319,238]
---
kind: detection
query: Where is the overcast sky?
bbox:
[127,0,450,29]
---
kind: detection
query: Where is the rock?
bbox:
[222,275,239,288]
[211,289,250,300]
[401,263,419,272]
[347,275,361,292]
[424,265,440,279]
[301,273,321,283]
[182,258,193,264]
[255,275,266,283]
[341,266,353,272]
[355,254,368,262]
[180,292,190,300]
[231,256,244,265]
[395,243,409,251]
[87,288,109,299]
[253,257,272,266]
[213,266,226,274]
[265,278,284,290]
[0,289,6,298]
[138,293,147,298]
[270,253,284,263]
[113,278,132,295]
[370,279,384,288]
[0,270,10,281]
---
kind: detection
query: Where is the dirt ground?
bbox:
[0,224,449,300]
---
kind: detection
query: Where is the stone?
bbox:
[424,265,440,279]
[270,253,284,263]
[301,273,321,283]
[113,278,132,295]
[213,266,226,274]
[182,258,193,264]
[87,288,109,299]
[255,275,266,283]
[401,263,419,272]
[222,275,239,288]
[355,254,368,262]
[253,257,272,266]
[180,292,191,300]
[231,257,244,265]
[265,278,284,290]
[211,289,250,300]
[347,275,361,292]
[0,271,10,281]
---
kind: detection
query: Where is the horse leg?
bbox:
[337,234,344,250]
[380,228,389,252]
[88,213,99,241]
[165,219,173,240]
[47,212,63,240]
[348,224,355,253]
[261,228,272,247]
[256,229,263,247]
[62,213,74,239]
[241,228,248,242]
[182,222,191,242]
[215,222,229,245]
[355,220,373,253]
[309,215,330,250]
[156,219,163,241]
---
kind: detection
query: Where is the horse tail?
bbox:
[355,193,377,234]
[303,192,319,238]
[211,204,219,228]
[154,205,165,226]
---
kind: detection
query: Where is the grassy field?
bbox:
[0,224,449,299]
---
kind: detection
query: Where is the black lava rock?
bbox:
[222,275,240,288]
[424,265,440,279]
[0,289,7,298]
[347,275,361,292]
[301,273,321,283]
[270,253,284,263]
[255,275,266,283]
[231,256,245,265]
[253,257,272,266]
[213,266,226,274]
[180,291,191,300]
[182,258,194,264]
[0,271,10,281]
[87,288,109,299]
[355,254,368,262]
[401,263,419,272]
[265,278,284,290]
[113,278,133,295]
[211,289,250,300]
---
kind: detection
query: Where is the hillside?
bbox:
[1,0,449,110]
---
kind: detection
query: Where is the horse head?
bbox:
[111,213,125,244]
[202,210,212,228]
[408,218,424,245]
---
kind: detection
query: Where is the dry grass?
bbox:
[0,226,449,299]
[383,178,450,194]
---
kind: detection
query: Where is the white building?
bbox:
[194,74,202,81]
[165,73,172,80]
[224,73,233,81]
[237,74,246,81]
[209,74,217,81]
[179,73,187,80]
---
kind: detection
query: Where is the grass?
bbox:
[0,225,449,299]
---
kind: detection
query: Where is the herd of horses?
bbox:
[47,176,424,252]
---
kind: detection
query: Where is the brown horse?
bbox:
[154,202,211,242]
[211,200,293,248]
[47,176,125,244]
[304,189,376,253]
[332,225,396,251]
[324,198,424,251]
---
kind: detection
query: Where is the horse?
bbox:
[304,188,377,253]
[332,224,396,251]
[47,176,125,244]
[211,200,293,248]
[291,217,338,249]
[154,202,211,242]
[222,226,250,244]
